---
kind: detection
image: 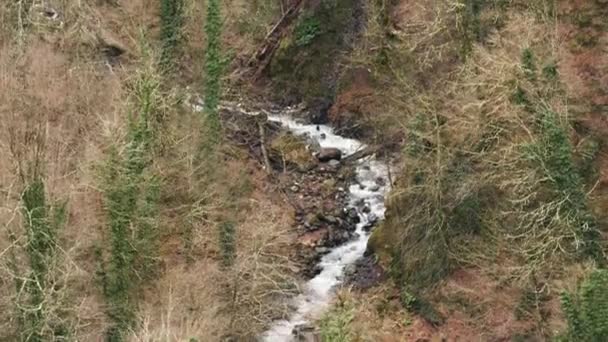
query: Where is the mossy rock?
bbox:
[367,221,394,266]
[270,133,316,171]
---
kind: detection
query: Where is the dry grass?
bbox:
[0,0,293,340]
[349,0,606,339]
[0,6,126,337]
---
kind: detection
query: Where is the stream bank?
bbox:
[255,110,390,341]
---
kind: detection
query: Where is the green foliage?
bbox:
[459,0,483,56]
[511,85,531,107]
[200,0,223,158]
[401,290,443,325]
[270,0,358,101]
[19,177,68,341]
[218,221,236,267]
[522,109,602,261]
[204,0,222,122]
[521,48,537,80]
[100,63,163,341]
[404,113,428,157]
[459,0,509,57]
[560,269,608,341]
[380,113,488,291]
[294,16,321,47]
[542,61,559,81]
[577,138,600,182]
[319,302,354,342]
[450,193,483,234]
[159,0,185,70]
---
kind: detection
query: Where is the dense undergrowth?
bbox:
[334,0,608,339]
[0,0,295,340]
[1,0,606,340]
[270,0,363,103]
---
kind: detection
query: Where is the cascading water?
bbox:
[262,114,390,341]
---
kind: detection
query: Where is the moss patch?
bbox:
[270,0,359,102]
[270,133,316,171]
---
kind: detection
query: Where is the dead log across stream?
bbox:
[342,146,379,164]
[248,0,305,79]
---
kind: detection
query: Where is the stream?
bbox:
[262,113,390,341]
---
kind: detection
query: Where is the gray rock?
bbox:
[322,215,338,224]
[344,207,359,223]
[293,324,319,342]
[363,213,379,231]
[316,147,342,162]
[328,159,341,168]
[370,185,380,192]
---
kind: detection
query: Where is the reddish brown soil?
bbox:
[328,67,375,130]
[558,0,608,214]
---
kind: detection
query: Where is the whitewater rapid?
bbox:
[262,114,390,341]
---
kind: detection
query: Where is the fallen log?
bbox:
[257,116,273,174]
[248,0,305,78]
[342,146,379,164]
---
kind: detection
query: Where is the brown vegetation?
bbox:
[0,0,296,340]
[329,0,608,340]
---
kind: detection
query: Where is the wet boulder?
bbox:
[316,147,342,162]
[343,207,360,224]
[293,324,320,342]
[328,159,341,169]
[362,213,379,231]
[308,98,333,125]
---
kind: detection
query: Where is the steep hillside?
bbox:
[317,0,608,340]
[1,0,606,341]
[0,1,297,340]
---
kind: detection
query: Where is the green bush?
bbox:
[320,302,354,342]
[561,269,608,341]
[522,109,602,261]
[521,48,537,80]
[19,177,68,341]
[294,16,321,47]
[218,221,236,267]
[201,0,223,158]
[160,0,185,69]
[100,61,163,341]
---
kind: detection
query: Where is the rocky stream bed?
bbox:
[207,100,390,341]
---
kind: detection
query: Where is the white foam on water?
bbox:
[262,115,389,341]
[266,115,364,157]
